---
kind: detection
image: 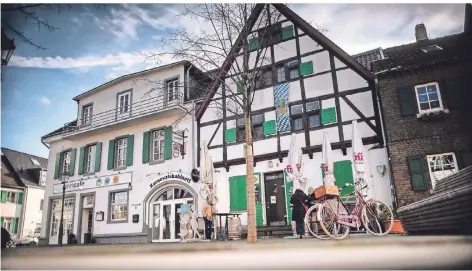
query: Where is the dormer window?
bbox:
[82,105,92,125]
[31,158,41,166]
[167,79,179,102]
[118,91,131,114]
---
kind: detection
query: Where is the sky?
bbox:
[0,3,466,159]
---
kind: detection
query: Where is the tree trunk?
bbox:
[244,109,257,243]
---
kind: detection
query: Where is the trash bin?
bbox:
[84,233,91,244]
[67,233,77,245]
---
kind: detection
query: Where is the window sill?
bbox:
[107,218,129,224]
[149,160,165,165]
[416,109,449,120]
[113,166,127,172]
[83,172,96,177]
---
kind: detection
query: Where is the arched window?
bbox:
[154,187,193,202]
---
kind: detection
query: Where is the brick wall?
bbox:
[378,62,472,207]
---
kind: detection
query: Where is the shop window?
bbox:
[110,191,128,221]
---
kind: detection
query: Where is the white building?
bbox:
[196,4,394,228]
[39,61,212,245]
[1,148,47,242]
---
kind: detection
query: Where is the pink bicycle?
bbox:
[317,179,394,240]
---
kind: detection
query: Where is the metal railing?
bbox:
[63,93,184,134]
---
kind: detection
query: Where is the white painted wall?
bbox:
[22,186,45,236]
[1,188,23,219]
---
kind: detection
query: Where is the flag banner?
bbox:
[273,83,291,132]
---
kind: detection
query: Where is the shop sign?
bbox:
[53,172,132,194]
[149,172,192,189]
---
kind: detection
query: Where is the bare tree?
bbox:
[141,3,288,243]
[1,4,107,50]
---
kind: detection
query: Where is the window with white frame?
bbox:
[118,92,131,114]
[61,151,71,174]
[82,105,92,125]
[167,79,179,102]
[151,129,165,162]
[276,65,286,83]
[2,217,13,233]
[31,158,41,166]
[414,82,444,113]
[110,191,128,221]
[85,144,96,173]
[426,152,458,190]
[115,138,127,168]
[6,191,17,203]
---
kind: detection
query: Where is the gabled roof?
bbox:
[372,33,465,75]
[195,4,374,121]
[1,156,25,189]
[1,148,47,188]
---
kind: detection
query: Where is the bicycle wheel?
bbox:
[304,204,330,240]
[361,200,394,236]
[317,199,350,240]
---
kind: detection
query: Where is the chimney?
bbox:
[415,24,428,41]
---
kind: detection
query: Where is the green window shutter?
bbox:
[1,191,7,203]
[126,135,134,166]
[248,37,260,51]
[229,175,247,211]
[78,147,85,175]
[236,80,243,93]
[299,61,314,76]
[321,107,337,124]
[225,128,237,143]
[13,217,19,234]
[256,203,263,226]
[238,176,248,211]
[441,77,465,109]
[107,139,116,170]
[17,192,23,205]
[281,24,294,40]
[397,86,417,116]
[53,152,61,179]
[142,131,150,164]
[407,155,429,191]
[334,161,355,200]
[1,217,3,228]
[95,142,102,172]
[164,126,173,160]
[263,120,276,136]
[69,149,76,176]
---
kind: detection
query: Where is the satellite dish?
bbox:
[191,169,200,183]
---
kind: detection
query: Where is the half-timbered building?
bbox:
[196,4,394,229]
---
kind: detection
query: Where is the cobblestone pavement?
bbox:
[2,235,472,269]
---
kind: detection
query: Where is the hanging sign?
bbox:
[53,172,132,194]
[149,172,192,189]
[273,83,291,132]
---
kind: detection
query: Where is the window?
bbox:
[110,191,128,221]
[167,79,179,102]
[82,105,92,125]
[252,114,264,140]
[85,144,96,173]
[151,129,165,162]
[255,69,273,89]
[276,65,286,83]
[2,217,13,233]
[291,104,304,131]
[6,191,16,203]
[61,151,71,174]
[414,82,444,113]
[40,199,44,211]
[287,60,299,80]
[115,138,127,168]
[31,158,41,166]
[427,153,458,190]
[118,92,131,114]
[237,118,246,142]
[306,101,321,128]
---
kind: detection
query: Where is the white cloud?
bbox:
[40,96,51,105]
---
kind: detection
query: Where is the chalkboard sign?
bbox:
[133,214,139,223]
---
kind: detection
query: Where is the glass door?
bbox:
[161,203,173,241]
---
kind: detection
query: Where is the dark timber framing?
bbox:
[195,3,382,170]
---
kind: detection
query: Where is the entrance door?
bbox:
[264,172,287,226]
[151,199,189,242]
[49,198,75,245]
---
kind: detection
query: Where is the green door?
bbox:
[334,160,355,201]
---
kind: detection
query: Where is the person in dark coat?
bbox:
[290,189,310,239]
[1,227,12,249]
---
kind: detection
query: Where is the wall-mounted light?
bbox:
[128,183,132,190]
[377,165,386,177]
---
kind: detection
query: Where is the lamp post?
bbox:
[58,172,69,246]
[1,28,16,66]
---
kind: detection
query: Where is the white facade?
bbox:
[197,4,394,227]
[21,186,45,237]
[40,62,208,245]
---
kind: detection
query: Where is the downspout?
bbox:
[19,186,28,238]
[187,64,196,169]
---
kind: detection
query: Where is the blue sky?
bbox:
[1,3,465,158]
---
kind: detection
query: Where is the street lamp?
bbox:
[58,172,69,246]
[1,28,16,66]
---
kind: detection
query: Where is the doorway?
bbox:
[264,171,287,226]
[49,198,75,245]
[150,186,194,242]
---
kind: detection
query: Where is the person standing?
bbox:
[202,196,216,240]
[290,189,310,239]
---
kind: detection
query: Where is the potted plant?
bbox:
[381,206,405,234]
